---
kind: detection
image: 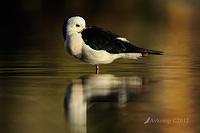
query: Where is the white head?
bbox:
[64,16,86,36]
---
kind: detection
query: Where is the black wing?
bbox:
[81,26,163,55]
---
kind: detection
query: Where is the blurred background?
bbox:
[2,0,199,51]
[1,0,200,133]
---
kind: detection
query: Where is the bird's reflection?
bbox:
[64,74,148,133]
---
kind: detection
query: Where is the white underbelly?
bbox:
[81,44,119,65]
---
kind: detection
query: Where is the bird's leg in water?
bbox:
[96,64,99,74]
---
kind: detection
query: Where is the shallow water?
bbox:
[1,42,200,133]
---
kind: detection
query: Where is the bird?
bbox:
[63,16,163,74]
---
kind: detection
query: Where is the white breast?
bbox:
[65,33,83,59]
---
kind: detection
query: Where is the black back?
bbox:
[81,26,163,54]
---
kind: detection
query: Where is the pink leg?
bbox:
[96,64,99,74]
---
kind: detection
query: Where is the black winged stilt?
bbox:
[63,16,163,74]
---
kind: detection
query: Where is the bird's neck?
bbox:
[66,27,77,36]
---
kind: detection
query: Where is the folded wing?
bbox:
[81,26,163,55]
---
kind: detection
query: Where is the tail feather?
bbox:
[134,47,164,55]
[123,43,164,55]
[145,49,164,55]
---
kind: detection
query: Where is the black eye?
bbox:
[76,24,80,27]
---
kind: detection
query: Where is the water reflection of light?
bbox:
[156,1,198,133]
[64,74,147,133]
